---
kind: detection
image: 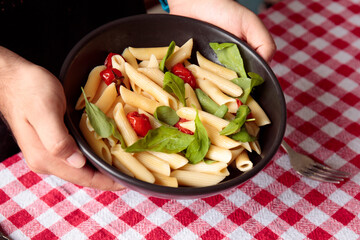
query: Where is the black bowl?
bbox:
[60,14,286,199]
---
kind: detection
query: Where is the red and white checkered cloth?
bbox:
[1,0,360,239]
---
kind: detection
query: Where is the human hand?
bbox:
[0,47,124,191]
[168,0,276,63]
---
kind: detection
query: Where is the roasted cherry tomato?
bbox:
[104,52,118,68]
[126,111,152,137]
[171,63,197,89]
[100,68,123,85]
[174,118,194,135]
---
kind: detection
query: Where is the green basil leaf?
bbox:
[195,88,228,118]
[185,109,211,164]
[82,88,126,148]
[220,105,251,135]
[126,126,194,153]
[204,159,216,164]
[163,71,186,106]
[231,72,264,104]
[230,126,256,142]
[209,42,247,78]
[159,41,176,72]
[154,106,179,126]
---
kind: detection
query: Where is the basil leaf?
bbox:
[230,126,256,142]
[163,71,186,106]
[204,159,216,164]
[82,89,125,148]
[185,109,211,164]
[220,105,251,135]
[159,41,176,72]
[126,126,194,153]
[209,42,247,78]
[195,88,228,118]
[231,73,264,104]
[154,106,179,126]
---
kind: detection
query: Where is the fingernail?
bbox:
[66,151,86,168]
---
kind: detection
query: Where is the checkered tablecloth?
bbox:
[1,0,360,239]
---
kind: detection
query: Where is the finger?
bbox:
[15,119,124,191]
[27,97,86,168]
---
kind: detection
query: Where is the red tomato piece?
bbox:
[174,118,194,135]
[100,68,123,85]
[104,52,118,68]
[171,63,197,89]
[126,111,152,137]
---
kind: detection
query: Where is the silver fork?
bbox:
[281,140,350,183]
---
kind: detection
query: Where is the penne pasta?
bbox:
[111,144,155,183]
[176,107,229,131]
[170,170,226,187]
[113,102,138,146]
[246,96,271,126]
[187,64,243,97]
[197,78,237,113]
[196,51,238,80]
[148,151,188,169]
[165,38,193,70]
[205,145,232,163]
[179,161,229,175]
[185,83,202,109]
[120,86,161,114]
[250,141,261,155]
[122,47,138,69]
[111,54,130,89]
[129,46,173,60]
[94,82,117,113]
[235,151,253,172]
[134,152,171,176]
[125,62,179,109]
[76,65,106,110]
[112,156,135,177]
[137,67,165,87]
[152,172,178,187]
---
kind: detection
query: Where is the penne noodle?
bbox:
[76,65,106,110]
[205,145,232,163]
[137,67,164,87]
[122,48,138,69]
[165,38,193,70]
[112,156,135,177]
[106,96,125,118]
[120,86,161,114]
[79,114,112,165]
[179,161,229,175]
[152,172,178,187]
[179,121,242,149]
[92,81,108,104]
[123,104,138,115]
[250,140,261,155]
[246,96,271,126]
[125,62,179,109]
[230,146,245,162]
[185,83,202,109]
[111,144,155,183]
[147,54,160,68]
[129,46,173,60]
[135,152,171,176]
[245,121,260,137]
[113,102,138,146]
[94,82,117,113]
[196,51,238,80]
[148,151,188,169]
[197,78,237,112]
[111,54,130,89]
[235,151,253,172]
[187,64,242,97]
[176,107,229,131]
[170,170,226,187]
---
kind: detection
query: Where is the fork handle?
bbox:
[281,140,293,154]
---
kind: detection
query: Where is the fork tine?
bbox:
[306,166,349,180]
[298,170,344,183]
[312,163,350,177]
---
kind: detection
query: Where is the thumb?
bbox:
[29,110,86,168]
